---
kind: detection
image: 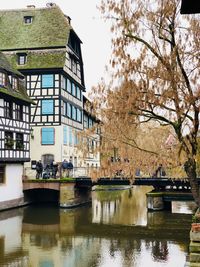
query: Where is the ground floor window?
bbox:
[0,165,5,183]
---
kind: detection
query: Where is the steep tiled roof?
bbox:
[0,52,33,103]
[5,49,66,70]
[0,52,23,76]
[0,6,71,50]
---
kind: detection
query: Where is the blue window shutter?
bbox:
[63,126,67,144]
[42,74,54,88]
[41,128,54,145]
[42,100,54,115]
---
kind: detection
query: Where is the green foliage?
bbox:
[192,214,200,223]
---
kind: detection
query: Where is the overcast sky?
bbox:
[0,0,112,92]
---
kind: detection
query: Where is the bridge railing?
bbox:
[23,166,103,180]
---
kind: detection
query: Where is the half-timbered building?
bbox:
[83,96,101,169]
[0,3,100,172]
[0,52,32,210]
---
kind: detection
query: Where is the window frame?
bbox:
[5,131,14,150]
[15,104,23,121]
[0,72,6,86]
[18,54,27,65]
[16,133,24,150]
[24,16,33,24]
[77,108,82,123]
[4,101,12,119]
[67,102,72,118]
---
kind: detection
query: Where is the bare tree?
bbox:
[91,0,200,204]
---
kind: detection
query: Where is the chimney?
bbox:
[67,15,71,25]
[27,5,35,9]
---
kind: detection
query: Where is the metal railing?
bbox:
[23,166,102,180]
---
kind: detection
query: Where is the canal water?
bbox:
[0,186,196,267]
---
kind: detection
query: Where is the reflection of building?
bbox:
[0,210,29,266]
[92,198,118,224]
[0,4,100,171]
[0,52,32,209]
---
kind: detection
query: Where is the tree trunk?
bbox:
[184,158,200,207]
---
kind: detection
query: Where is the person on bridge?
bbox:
[61,159,69,178]
[67,160,74,177]
[154,164,166,178]
[51,161,59,179]
[36,160,43,179]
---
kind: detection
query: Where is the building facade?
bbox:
[0,4,100,173]
[0,52,32,209]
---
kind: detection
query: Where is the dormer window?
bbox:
[24,16,33,24]
[18,53,27,65]
[0,72,6,86]
[12,77,18,90]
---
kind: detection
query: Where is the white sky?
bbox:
[0,0,112,92]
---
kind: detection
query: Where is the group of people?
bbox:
[35,159,74,179]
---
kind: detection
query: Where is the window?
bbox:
[72,106,76,120]
[69,127,73,145]
[72,83,76,96]
[12,77,18,90]
[42,74,54,88]
[63,126,67,145]
[16,133,24,150]
[5,132,14,149]
[15,104,23,121]
[4,101,12,119]
[89,118,93,128]
[24,16,33,24]
[67,79,71,93]
[0,72,6,86]
[62,76,66,90]
[41,128,54,145]
[84,115,88,128]
[18,54,27,65]
[67,103,71,118]
[77,109,82,122]
[76,86,81,100]
[41,99,54,115]
[0,165,5,184]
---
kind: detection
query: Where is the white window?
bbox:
[0,72,6,86]
[24,16,33,24]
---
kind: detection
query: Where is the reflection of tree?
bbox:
[60,237,73,251]
[151,241,169,262]
[108,238,142,266]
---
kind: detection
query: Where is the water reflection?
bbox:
[0,186,194,267]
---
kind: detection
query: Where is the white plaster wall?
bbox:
[0,164,23,202]
[29,126,62,164]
